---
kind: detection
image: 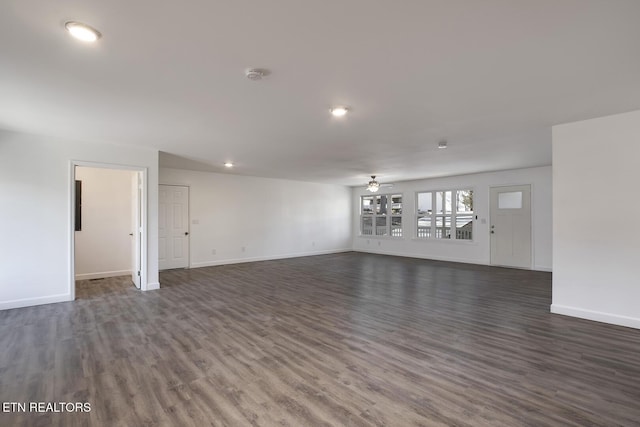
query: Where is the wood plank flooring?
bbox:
[1,252,639,426]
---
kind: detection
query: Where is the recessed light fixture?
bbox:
[65,21,101,42]
[438,140,448,149]
[330,106,349,117]
[224,162,234,168]
[245,68,270,81]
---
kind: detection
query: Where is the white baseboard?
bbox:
[353,248,553,272]
[75,270,131,280]
[550,304,640,330]
[0,293,72,311]
[352,248,485,266]
[190,248,352,269]
[145,282,160,291]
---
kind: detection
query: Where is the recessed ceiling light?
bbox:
[330,106,349,117]
[65,21,101,42]
[438,140,448,149]
[224,162,234,168]
[245,68,270,81]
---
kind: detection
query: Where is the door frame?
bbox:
[489,183,533,269]
[158,184,190,270]
[69,161,149,300]
[132,172,142,289]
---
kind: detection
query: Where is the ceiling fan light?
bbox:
[367,176,380,192]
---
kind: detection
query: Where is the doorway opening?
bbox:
[69,162,148,300]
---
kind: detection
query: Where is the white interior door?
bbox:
[159,185,189,270]
[490,185,532,269]
[131,172,141,289]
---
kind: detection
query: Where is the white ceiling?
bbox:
[1,1,639,186]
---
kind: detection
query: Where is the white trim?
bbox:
[353,248,551,272]
[409,237,478,245]
[413,187,476,242]
[357,235,406,241]
[534,265,552,272]
[550,304,640,330]
[353,248,484,266]
[70,161,150,297]
[146,282,160,291]
[190,248,352,268]
[0,293,72,311]
[69,162,76,301]
[359,192,404,238]
[139,168,149,291]
[75,270,132,280]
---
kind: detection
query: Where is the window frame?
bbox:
[415,188,474,241]
[360,193,404,238]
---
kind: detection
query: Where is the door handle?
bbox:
[129,233,133,236]
[185,232,189,236]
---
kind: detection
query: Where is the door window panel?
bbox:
[498,191,522,209]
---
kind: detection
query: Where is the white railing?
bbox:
[362,225,471,239]
[361,226,403,237]
[417,227,472,240]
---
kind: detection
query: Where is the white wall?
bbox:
[75,167,135,280]
[0,130,159,310]
[352,166,552,271]
[552,110,640,329]
[159,168,352,268]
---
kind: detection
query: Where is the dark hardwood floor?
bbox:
[1,252,639,426]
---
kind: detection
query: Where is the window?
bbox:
[361,194,402,237]
[498,191,522,209]
[417,189,473,240]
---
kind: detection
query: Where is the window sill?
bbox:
[410,238,477,245]
[357,235,404,240]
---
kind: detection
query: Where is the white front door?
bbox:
[490,185,532,269]
[131,172,141,289]
[159,185,189,270]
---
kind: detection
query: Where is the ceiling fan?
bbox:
[365,175,394,192]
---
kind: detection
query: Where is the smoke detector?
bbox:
[245,68,269,81]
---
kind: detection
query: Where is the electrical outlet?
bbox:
[378,241,381,246]
[312,241,315,247]
[241,246,246,252]
[212,249,216,255]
